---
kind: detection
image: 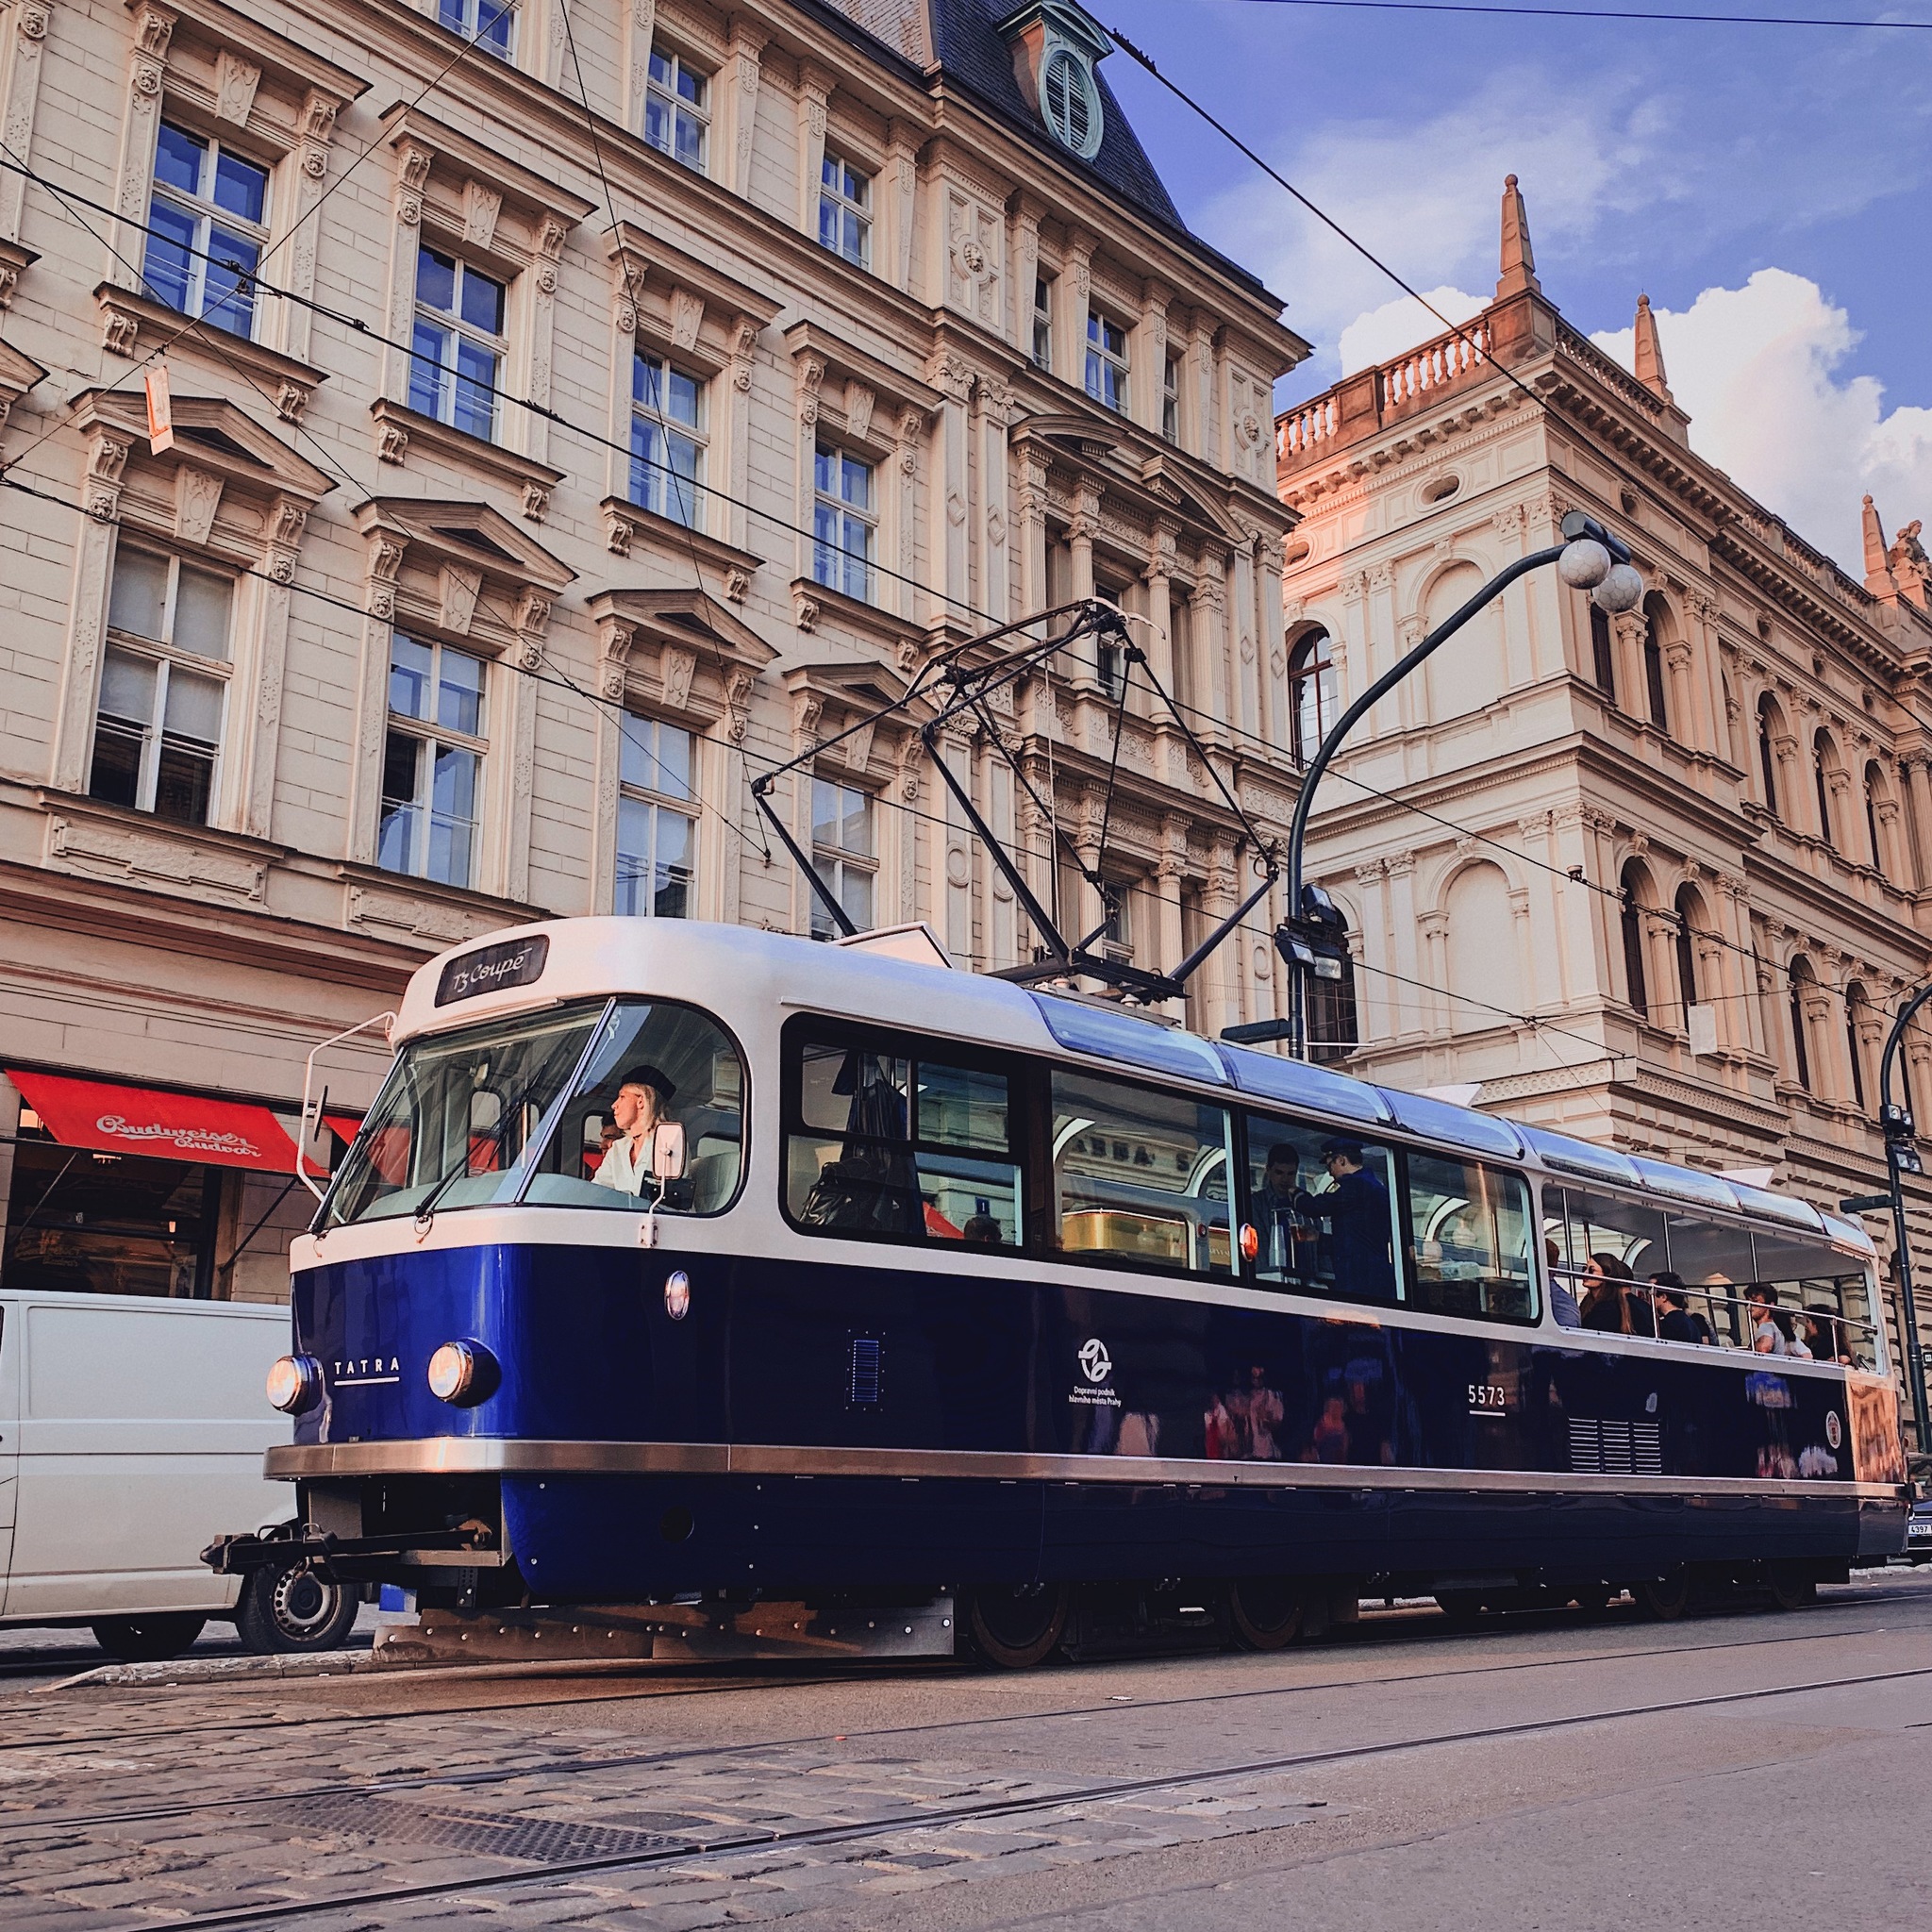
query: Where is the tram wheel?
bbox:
[1434,1591,1488,1629]
[1229,1577,1306,1651]
[963,1584,1070,1669]
[1633,1571,1691,1622]
[1764,1564,1819,1612]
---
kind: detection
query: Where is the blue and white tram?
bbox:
[230,919,1909,1660]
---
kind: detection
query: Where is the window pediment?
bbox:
[606,222,780,374]
[355,497,574,654]
[0,334,48,424]
[590,588,777,714]
[784,320,941,450]
[782,659,927,775]
[70,388,334,508]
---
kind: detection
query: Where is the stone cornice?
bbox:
[92,284,325,425]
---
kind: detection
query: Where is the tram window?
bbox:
[784,1028,1022,1247]
[1406,1155,1537,1323]
[324,1003,606,1228]
[1053,1071,1232,1275]
[1746,1229,1875,1369]
[1657,1212,1757,1348]
[1546,1185,1671,1332]
[1244,1116,1399,1305]
[523,999,744,1214]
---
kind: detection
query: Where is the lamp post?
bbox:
[1876,986,1932,1448]
[1246,511,1641,1060]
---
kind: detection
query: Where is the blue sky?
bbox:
[1089,1,1932,568]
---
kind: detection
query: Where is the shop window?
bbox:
[616,715,696,919]
[644,46,708,174]
[1245,1118,1399,1304]
[144,121,269,341]
[818,150,871,268]
[379,634,486,888]
[437,0,514,59]
[1052,1068,1232,1275]
[408,245,506,442]
[90,545,232,827]
[630,352,705,528]
[1084,310,1128,414]
[812,445,875,603]
[783,1025,1022,1246]
[810,775,874,937]
[1031,275,1054,371]
[1406,1151,1536,1322]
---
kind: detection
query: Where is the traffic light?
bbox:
[1275,884,1349,984]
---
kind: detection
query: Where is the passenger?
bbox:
[1547,1238,1584,1328]
[1579,1252,1638,1334]
[592,1064,685,1198]
[961,1214,1004,1245]
[1292,1140,1398,1302]
[1746,1286,1783,1355]
[1307,1392,1350,1463]
[1806,1304,1854,1366]
[1652,1274,1716,1345]
[585,1120,621,1174]
[1775,1307,1809,1359]
[1255,1142,1317,1277]
[1243,1364,1286,1460]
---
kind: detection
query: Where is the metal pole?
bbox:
[1284,543,1566,1058]
[1878,985,1932,1447]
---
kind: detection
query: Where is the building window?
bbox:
[1041,44,1104,159]
[437,0,514,58]
[144,122,269,340]
[1094,581,1126,697]
[644,47,708,173]
[812,446,875,604]
[1865,759,1888,876]
[1031,276,1053,371]
[1641,600,1669,730]
[1588,602,1616,698]
[1674,885,1700,1024]
[89,545,232,826]
[630,353,704,528]
[1787,959,1814,1091]
[817,151,871,268]
[1846,982,1871,1113]
[1813,729,1837,848]
[380,635,485,889]
[408,245,505,442]
[1288,629,1336,767]
[1161,353,1181,443]
[1619,864,1649,1020]
[1757,695,1782,816]
[616,715,696,919]
[1085,311,1128,414]
[811,776,874,937]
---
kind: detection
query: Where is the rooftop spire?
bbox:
[1632,293,1674,404]
[1863,494,1891,584]
[1496,174,1540,299]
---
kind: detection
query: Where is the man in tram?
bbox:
[1293,1140,1397,1303]
[1254,1142,1319,1280]
[592,1064,687,1203]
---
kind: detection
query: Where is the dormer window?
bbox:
[1001,3,1111,162]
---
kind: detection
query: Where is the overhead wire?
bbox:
[1223,0,1932,26]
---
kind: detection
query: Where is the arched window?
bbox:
[1620,861,1650,1020]
[1813,730,1839,848]
[1588,602,1616,699]
[1757,694,1781,816]
[1787,957,1815,1092]
[1845,981,1871,1113]
[1673,884,1701,1024]
[1641,594,1670,731]
[1307,908,1359,1066]
[1865,760,1889,875]
[1288,629,1336,767]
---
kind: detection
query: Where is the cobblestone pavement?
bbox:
[3,1573,1930,1932]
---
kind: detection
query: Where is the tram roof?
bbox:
[396,919,1872,1254]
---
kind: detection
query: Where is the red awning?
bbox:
[9,1070,305,1174]
[324,1113,364,1145]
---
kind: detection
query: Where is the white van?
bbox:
[0,1289,357,1660]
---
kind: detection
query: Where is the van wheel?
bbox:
[963,1584,1070,1669]
[1229,1577,1306,1651]
[237,1557,358,1654]
[91,1613,207,1663]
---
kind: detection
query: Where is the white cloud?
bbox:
[1591,270,1932,576]
[1338,288,1486,376]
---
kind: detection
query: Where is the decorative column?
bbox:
[1418,909,1452,1036]
[794,64,832,242]
[886,121,919,295]
[346,521,408,866]
[1191,553,1228,744]
[1141,520,1176,697]
[380,138,435,415]
[1188,313,1216,469]
[896,403,927,626]
[918,346,968,627]
[1384,852,1422,1037]
[1256,531,1289,754]
[1156,815,1188,1006]
[791,351,824,588]
[1008,195,1042,358]
[939,723,974,963]
[724,316,759,557]
[623,0,658,137]
[241,498,307,841]
[1901,753,1932,888]
[722,21,764,201]
[976,376,1015,627]
[1068,480,1098,604]
[501,588,553,904]
[49,427,133,792]
[1201,846,1239,1034]
[1057,228,1093,385]
[522,215,570,484]
[1135,280,1170,438]
[1017,443,1050,624]
[1517,812,1567,1010]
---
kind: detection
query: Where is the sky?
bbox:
[1087,0,1932,574]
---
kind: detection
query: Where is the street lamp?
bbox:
[1235,511,1639,1059]
[1874,987,1932,1448]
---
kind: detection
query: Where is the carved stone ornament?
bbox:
[724,668,753,742]
[102,310,140,358]
[173,466,224,545]
[792,587,821,634]
[845,381,874,441]
[797,354,824,426]
[660,644,698,710]
[599,620,636,700]
[366,534,406,618]
[604,508,633,558]
[522,479,551,523]
[724,567,751,604]
[18,1,51,39]
[378,423,409,465]
[463,182,502,251]
[439,564,481,635]
[275,380,309,424]
[671,288,704,351]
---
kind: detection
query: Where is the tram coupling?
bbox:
[203,1520,498,1582]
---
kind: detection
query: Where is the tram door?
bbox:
[0,1306,18,1608]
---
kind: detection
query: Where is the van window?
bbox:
[784,1027,1021,1245]
[1245,1116,1399,1305]
[1054,1070,1232,1274]
[1406,1153,1537,1322]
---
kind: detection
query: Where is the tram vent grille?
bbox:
[849,1335,883,1407]
[1568,1418,1663,1477]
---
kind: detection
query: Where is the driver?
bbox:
[592,1064,682,1196]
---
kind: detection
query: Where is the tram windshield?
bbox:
[322,997,743,1228]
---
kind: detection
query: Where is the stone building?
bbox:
[0,0,1305,1301]
[1275,176,1932,1382]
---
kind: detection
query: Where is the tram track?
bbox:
[6,1599,1921,1839]
[45,1653,1932,1932]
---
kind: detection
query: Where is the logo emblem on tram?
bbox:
[1078,1338,1113,1384]
[1824,1410,1842,1450]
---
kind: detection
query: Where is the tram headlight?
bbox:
[427,1340,499,1407]
[266,1354,323,1415]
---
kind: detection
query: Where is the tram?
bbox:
[214,919,1909,1663]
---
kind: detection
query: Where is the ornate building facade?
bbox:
[0,0,1304,1300]
[1276,177,1932,1385]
